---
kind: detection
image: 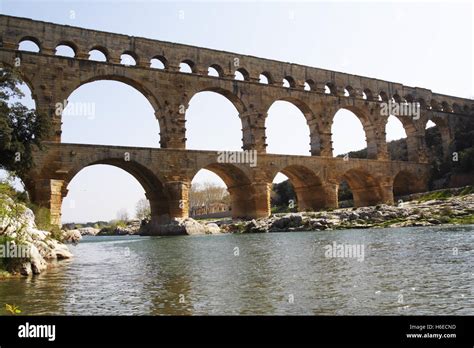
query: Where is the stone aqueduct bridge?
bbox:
[1,15,473,228]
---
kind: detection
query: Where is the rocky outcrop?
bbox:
[63,191,473,238]
[205,223,221,234]
[139,218,222,236]
[115,220,141,235]
[220,193,474,233]
[78,227,101,236]
[0,194,73,276]
[62,229,82,243]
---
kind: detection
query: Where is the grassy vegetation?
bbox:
[96,219,128,235]
[0,181,26,201]
[443,214,474,225]
[459,186,474,196]
[226,221,247,233]
[417,190,453,202]
[379,218,406,228]
[26,203,62,241]
[194,217,228,223]
[271,206,298,214]
[0,270,12,278]
[64,221,109,230]
[416,186,473,203]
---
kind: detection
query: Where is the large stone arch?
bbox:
[423,113,453,159]
[188,162,265,219]
[337,168,384,207]
[64,159,171,226]
[380,113,429,162]
[183,87,247,151]
[185,86,247,114]
[70,74,161,111]
[263,97,317,155]
[392,169,426,197]
[22,143,185,228]
[395,116,423,162]
[59,74,162,144]
[271,164,327,211]
[332,105,380,159]
[275,97,314,120]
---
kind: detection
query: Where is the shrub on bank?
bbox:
[0,187,73,276]
[97,219,128,235]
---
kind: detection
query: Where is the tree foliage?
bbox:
[271,180,295,207]
[0,68,51,179]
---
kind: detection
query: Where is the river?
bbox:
[0,225,472,315]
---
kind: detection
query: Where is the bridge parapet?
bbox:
[1,14,473,115]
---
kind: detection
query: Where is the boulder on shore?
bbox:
[78,227,101,236]
[62,229,82,243]
[139,218,221,236]
[0,194,73,276]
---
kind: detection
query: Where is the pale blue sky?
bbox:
[1,0,472,222]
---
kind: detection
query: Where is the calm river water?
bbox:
[0,225,473,315]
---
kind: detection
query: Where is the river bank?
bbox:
[2,189,473,278]
[62,187,474,237]
[0,194,73,277]
[139,187,473,235]
[220,191,474,234]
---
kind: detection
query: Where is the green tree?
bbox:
[0,68,51,179]
[271,180,296,207]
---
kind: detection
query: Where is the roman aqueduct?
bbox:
[1,15,473,230]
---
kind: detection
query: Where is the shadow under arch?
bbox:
[339,168,383,207]
[273,165,327,211]
[392,170,426,197]
[424,114,452,159]
[65,159,171,225]
[189,162,257,219]
[384,114,419,161]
